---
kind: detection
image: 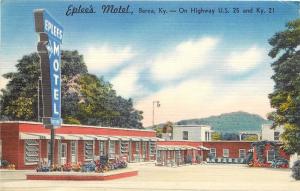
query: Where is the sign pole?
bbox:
[50,128,55,167]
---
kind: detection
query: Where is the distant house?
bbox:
[172,125,212,141]
[261,124,284,142]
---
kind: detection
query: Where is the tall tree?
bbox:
[268,19,300,154]
[0,51,144,129]
[1,53,40,120]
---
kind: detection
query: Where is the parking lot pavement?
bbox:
[1,164,300,191]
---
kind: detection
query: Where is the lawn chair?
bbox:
[240,158,245,164]
[238,158,242,164]
[233,158,239,164]
[222,158,227,163]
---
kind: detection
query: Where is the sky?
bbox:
[0,1,299,127]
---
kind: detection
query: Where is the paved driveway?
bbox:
[1,163,299,191]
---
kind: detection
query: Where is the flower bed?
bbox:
[36,158,128,173]
[0,160,15,170]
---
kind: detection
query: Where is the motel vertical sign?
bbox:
[34,10,63,128]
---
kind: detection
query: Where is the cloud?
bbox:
[135,70,273,127]
[38,38,275,127]
[0,76,8,92]
[0,57,16,93]
[111,65,146,98]
[226,46,266,73]
[151,37,219,81]
[135,79,214,126]
[84,45,136,73]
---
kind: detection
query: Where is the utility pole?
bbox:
[152,100,160,128]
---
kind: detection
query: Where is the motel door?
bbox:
[60,143,67,165]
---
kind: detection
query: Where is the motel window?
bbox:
[274,132,280,141]
[24,140,39,165]
[149,142,156,156]
[239,149,246,158]
[183,131,189,140]
[210,148,216,158]
[71,141,77,163]
[267,150,275,162]
[99,141,107,156]
[142,142,147,157]
[223,149,229,158]
[120,141,129,155]
[205,132,210,141]
[109,141,116,158]
[84,141,94,161]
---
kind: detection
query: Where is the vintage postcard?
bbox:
[0,0,300,191]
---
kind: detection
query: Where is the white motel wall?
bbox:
[172,125,212,141]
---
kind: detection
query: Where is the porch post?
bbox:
[129,140,132,162]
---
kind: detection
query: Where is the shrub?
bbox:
[245,152,253,165]
[1,160,9,168]
[72,163,81,172]
[184,155,193,164]
[63,163,72,172]
[270,158,289,168]
[292,160,300,180]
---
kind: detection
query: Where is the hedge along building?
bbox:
[0,121,158,169]
[251,141,290,168]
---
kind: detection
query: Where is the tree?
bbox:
[154,126,163,138]
[61,50,88,122]
[268,19,300,154]
[162,121,173,133]
[211,132,221,140]
[161,121,173,140]
[243,135,258,141]
[1,53,40,120]
[0,51,144,129]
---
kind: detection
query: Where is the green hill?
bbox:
[176,111,272,133]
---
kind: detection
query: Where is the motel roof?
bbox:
[0,121,155,132]
[0,121,159,141]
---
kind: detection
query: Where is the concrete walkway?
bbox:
[1,164,299,191]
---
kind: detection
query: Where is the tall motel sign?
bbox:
[34,9,63,165]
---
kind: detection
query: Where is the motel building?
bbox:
[0,121,254,169]
[155,140,253,166]
[0,121,292,169]
[0,121,159,169]
[156,125,253,166]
